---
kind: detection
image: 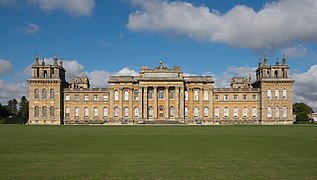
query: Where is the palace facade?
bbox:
[27,54,294,125]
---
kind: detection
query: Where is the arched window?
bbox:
[282,107,287,118]
[194,107,199,118]
[34,106,39,118]
[124,107,129,118]
[204,90,208,101]
[50,89,54,100]
[233,107,238,118]
[224,107,229,118]
[204,107,209,117]
[42,106,47,118]
[65,107,70,118]
[169,106,174,117]
[274,70,278,78]
[124,90,129,101]
[275,89,279,100]
[134,90,139,100]
[267,107,272,118]
[114,90,119,101]
[214,107,219,118]
[94,107,98,117]
[159,106,164,118]
[275,107,279,118]
[34,89,39,99]
[84,107,89,117]
[282,89,287,100]
[243,107,248,117]
[114,107,119,117]
[267,89,272,100]
[194,90,199,101]
[148,106,153,118]
[75,107,79,117]
[42,89,47,99]
[103,107,108,117]
[185,107,189,118]
[50,106,54,119]
[134,107,139,117]
[185,90,188,101]
[253,107,257,118]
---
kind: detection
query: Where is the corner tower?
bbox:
[253,55,295,124]
[27,54,68,125]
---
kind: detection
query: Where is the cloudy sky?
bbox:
[0,0,317,110]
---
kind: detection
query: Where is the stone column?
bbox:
[143,87,148,119]
[189,88,193,119]
[138,86,142,119]
[129,88,133,119]
[175,86,179,119]
[119,88,123,120]
[109,89,114,119]
[153,86,158,119]
[199,88,203,119]
[179,87,184,119]
[165,86,169,119]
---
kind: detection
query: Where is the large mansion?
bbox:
[27,54,294,125]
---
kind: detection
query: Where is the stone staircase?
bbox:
[139,120,186,125]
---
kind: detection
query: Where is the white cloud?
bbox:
[18,23,41,35]
[0,80,26,104]
[28,0,95,16]
[128,0,317,50]
[0,59,13,76]
[281,44,308,58]
[0,0,15,6]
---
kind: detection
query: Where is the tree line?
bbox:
[0,96,29,124]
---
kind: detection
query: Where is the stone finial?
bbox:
[282,54,286,65]
[33,53,39,66]
[159,60,163,69]
[53,54,58,66]
[258,58,262,68]
[41,58,45,66]
[276,58,279,66]
[59,58,63,67]
[264,54,268,66]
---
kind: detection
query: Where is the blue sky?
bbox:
[0,0,317,110]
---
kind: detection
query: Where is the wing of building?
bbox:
[27,55,295,125]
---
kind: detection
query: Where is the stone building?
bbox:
[27,55,294,125]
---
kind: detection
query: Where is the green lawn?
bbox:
[0,125,316,179]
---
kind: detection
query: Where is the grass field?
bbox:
[0,125,316,179]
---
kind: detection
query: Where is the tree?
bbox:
[293,102,314,122]
[18,96,29,124]
[6,98,18,115]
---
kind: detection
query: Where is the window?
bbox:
[148,89,153,99]
[103,94,108,101]
[75,95,79,101]
[194,107,199,118]
[194,90,199,101]
[114,107,119,117]
[169,106,174,117]
[204,107,209,117]
[214,107,219,118]
[94,107,98,117]
[275,107,279,118]
[75,107,79,117]
[134,90,139,100]
[42,106,47,118]
[282,90,287,100]
[65,107,70,118]
[185,107,189,118]
[243,107,248,117]
[233,107,238,118]
[34,89,39,99]
[84,107,89,117]
[275,89,279,100]
[215,95,219,101]
[114,90,119,101]
[185,90,188,101]
[204,90,208,101]
[42,89,47,99]
[158,89,164,99]
[94,95,98,101]
[84,95,89,101]
[34,106,39,118]
[169,89,174,100]
[124,107,128,118]
[234,95,238,101]
[149,106,153,118]
[134,107,139,117]
[253,107,257,118]
[224,95,229,101]
[267,107,272,118]
[282,107,287,118]
[124,90,129,101]
[50,106,54,119]
[159,106,164,118]
[50,89,54,100]
[65,95,70,101]
[224,107,229,118]
[253,95,257,101]
[243,95,247,101]
[267,90,272,100]
[103,107,108,117]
